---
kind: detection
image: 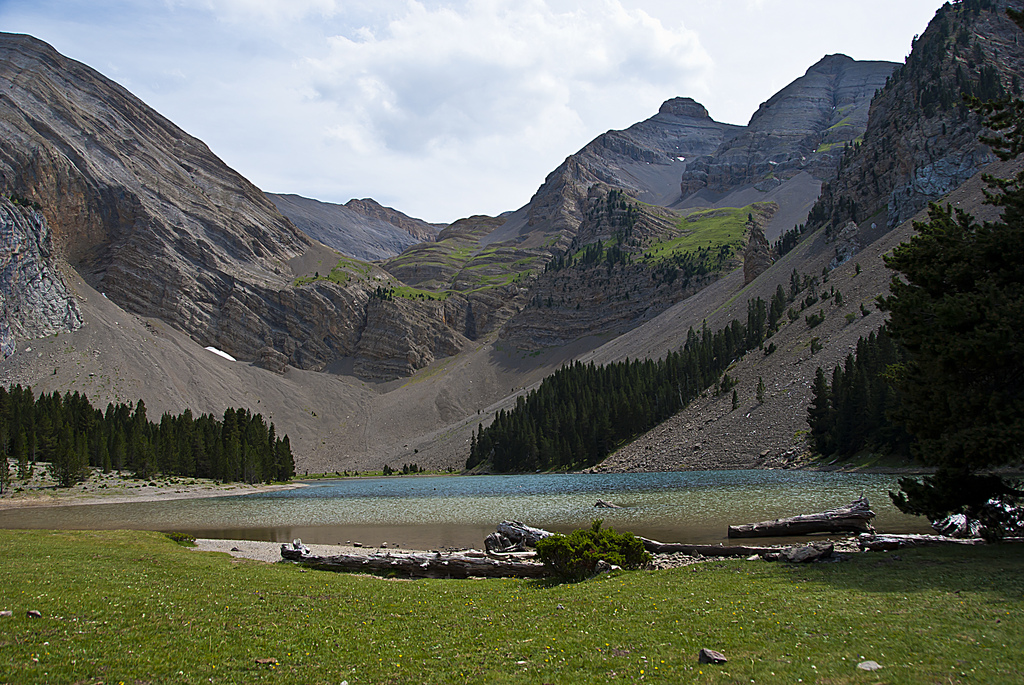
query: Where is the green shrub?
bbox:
[535,520,651,582]
[165,532,196,546]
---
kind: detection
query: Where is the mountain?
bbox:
[2,1,1020,474]
[680,54,896,199]
[487,98,742,247]
[808,0,1024,235]
[268,193,441,261]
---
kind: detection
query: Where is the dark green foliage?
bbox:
[468,313,762,471]
[0,385,294,485]
[878,201,1024,473]
[470,276,819,472]
[535,520,650,582]
[165,532,197,546]
[773,224,805,257]
[807,329,911,459]
[804,309,825,328]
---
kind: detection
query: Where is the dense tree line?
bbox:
[0,385,294,487]
[807,329,912,459]
[468,284,810,472]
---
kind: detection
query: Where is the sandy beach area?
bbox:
[193,538,400,563]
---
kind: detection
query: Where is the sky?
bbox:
[1,0,947,224]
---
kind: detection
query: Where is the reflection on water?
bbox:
[0,471,932,549]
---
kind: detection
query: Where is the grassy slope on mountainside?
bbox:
[1,529,1022,684]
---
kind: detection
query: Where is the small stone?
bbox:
[27,610,42,619]
[352,542,363,548]
[857,660,882,671]
[698,648,727,664]
[783,541,834,563]
[231,547,241,552]
[381,542,388,548]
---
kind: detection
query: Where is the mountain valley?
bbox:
[1,0,1022,475]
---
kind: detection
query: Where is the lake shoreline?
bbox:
[0,467,307,511]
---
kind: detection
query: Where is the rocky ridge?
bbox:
[0,197,82,356]
[502,98,742,247]
[680,54,896,198]
[808,0,1024,235]
[268,193,440,261]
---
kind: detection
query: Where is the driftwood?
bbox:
[727,497,876,538]
[493,523,824,560]
[857,533,1024,551]
[280,541,549,579]
[595,499,622,508]
[638,537,782,557]
[496,521,555,546]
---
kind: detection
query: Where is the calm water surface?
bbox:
[0,471,932,549]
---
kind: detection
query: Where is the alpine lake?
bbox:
[0,470,933,549]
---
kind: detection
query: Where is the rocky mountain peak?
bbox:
[658,97,712,120]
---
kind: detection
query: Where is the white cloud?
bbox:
[291,0,710,215]
[0,0,947,223]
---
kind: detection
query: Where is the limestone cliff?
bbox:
[808,0,1024,234]
[500,186,776,349]
[0,196,82,356]
[680,54,896,197]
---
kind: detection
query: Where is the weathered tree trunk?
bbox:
[496,521,556,546]
[281,543,549,579]
[856,533,1024,551]
[638,537,782,557]
[727,497,876,538]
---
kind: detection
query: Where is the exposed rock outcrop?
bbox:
[680,54,896,197]
[743,223,772,285]
[510,97,742,243]
[808,0,1024,234]
[269,193,440,261]
[0,197,82,356]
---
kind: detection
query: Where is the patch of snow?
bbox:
[676,156,686,162]
[204,346,236,362]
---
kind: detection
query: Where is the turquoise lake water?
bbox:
[0,470,933,549]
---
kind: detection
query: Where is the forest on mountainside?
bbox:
[468,268,834,472]
[0,385,294,489]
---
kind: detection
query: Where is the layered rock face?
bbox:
[809,0,1024,233]
[500,186,776,350]
[0,197,82,356]
[516,98,742,241]
[269,193,440,261]
[680,54,896,197]
[0,34,331,361]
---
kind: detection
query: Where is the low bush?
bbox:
[535,520,651,582]
[165,531,196,546]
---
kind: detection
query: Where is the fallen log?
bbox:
[727,497,875,538]
[280,541,549,579]
[595,499,622,508]
[857,533,1024,551]
[638,537,782,557]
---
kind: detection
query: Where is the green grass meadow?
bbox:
[1,529,1022,684]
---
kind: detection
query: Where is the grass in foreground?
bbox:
[0,530,1022,684]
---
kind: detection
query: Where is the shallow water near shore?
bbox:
[0,470,933,549]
